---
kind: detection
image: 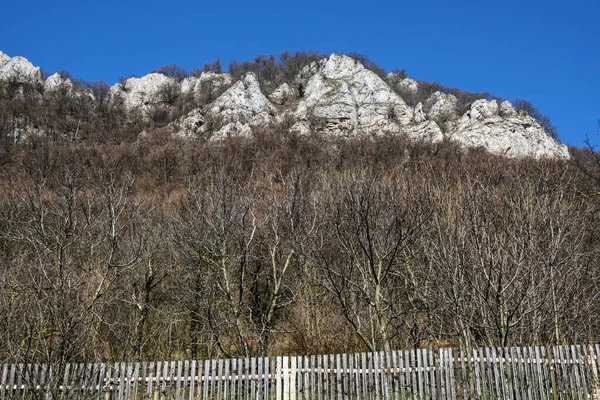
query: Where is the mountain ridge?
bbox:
[0,50,569,159]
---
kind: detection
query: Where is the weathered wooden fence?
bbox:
[1,344,599,399]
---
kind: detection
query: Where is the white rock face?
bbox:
[207,73,276,130]
[397,78,419,94]
[414,102,426,123]
[404,120,443,142]
[499,100,517,117]
[44,72,74,92]
[269,83,296,105]
[181,72,232,103]
[0,51,41,83]
[172,109,206,138]
[451,99,569,158]
[426,92,459,121]
[292,54,417,137]
[109,73,178,116]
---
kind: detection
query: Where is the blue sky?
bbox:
[1,0,598,147]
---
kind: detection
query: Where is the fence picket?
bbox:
[290,356,296,400]
[0,364,7,400]
[539,346,552,399]
[341,354,348,400]
[304,356,310,400]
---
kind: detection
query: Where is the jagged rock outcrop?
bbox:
[0,51,41,83]
[172,109,206,138]
[44,72,74,92]
[426,92,459,121]
[269,83,296,105]
[108,73,178,118]
[397,78,419,94]
[424,91,460,132]
[451,99,569,158]
[181,72,232,103]
[205,72,276,137]
[292,54,429,138]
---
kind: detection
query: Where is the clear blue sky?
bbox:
[1,0,598,147]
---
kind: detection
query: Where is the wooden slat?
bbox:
[360,353,367,400]
[175,360,183,400]
[539,346,552,399]
[472,348,482,400]
[235,357,242,400]
[0,364,7,399]
[145,362,154,400]
[536,346,547,400]
[580,345,593,399]
[195,360,203,400]
[124,363,133,400]
[335,354,342,400]
[341,354,348,400]
[408,350,416,399]
[264,357,270,400]
[41,363,50,400]
[492,346,502,399]
[477,347,488,400]
[389,351,397,400]
[276,357,283,400]
[304,356,310,400]
[290,356,297,400]
[448,348,457,400]
[370,352,378,400]
[508,347,519,400]
[521,347,533,400]
[329,354,335,400]
[296,356,302,400]
[84,363,94,400]
[577,344,591,398]
[424,349,433,400]
[324,355,330,400]
[399,350,407,400]
[413,350,422,400]
[217,359,223,400]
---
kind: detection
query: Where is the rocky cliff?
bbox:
[0,50,569,158]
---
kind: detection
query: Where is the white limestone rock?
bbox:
[269,83,297,105]
[404,120,443,142]
[451,99,569,159]
[293,53,414,137]
[181,72,232,103]
[44,72,74,92]
[426,92,459,121]
[0,52,10,65]
[397,78,419,94]
[413,102,426,123]
[109,73,178,116]
[207,72,276,129]
[499,100,517,117]
[172,109,206,138]
[0,51,42,83]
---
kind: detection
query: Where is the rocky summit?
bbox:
[0,50,569,159]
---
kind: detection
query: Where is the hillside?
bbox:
[0,50,598,364]
[0,50,568,158]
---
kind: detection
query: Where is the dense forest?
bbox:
[0,52,599,365]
